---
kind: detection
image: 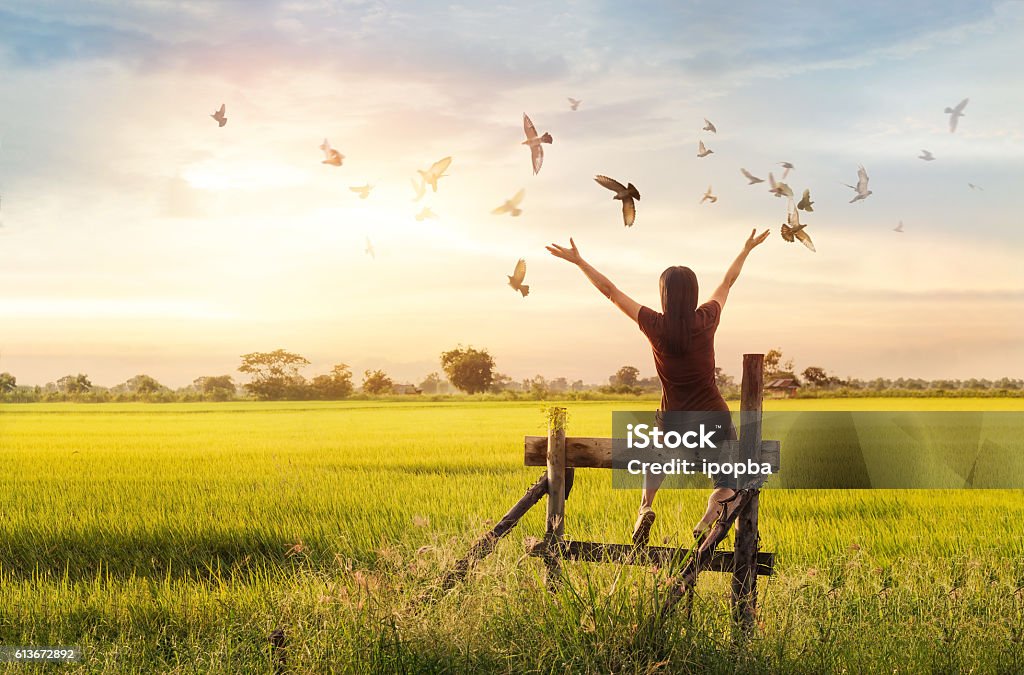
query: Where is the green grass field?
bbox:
[2,399,1024,673]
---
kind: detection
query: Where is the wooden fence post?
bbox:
[732,353,764,631]
[544,406,567,588]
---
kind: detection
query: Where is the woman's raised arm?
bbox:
[710,228,770,310]
[547,238,641,322]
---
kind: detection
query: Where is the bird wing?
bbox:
[787,206,800,228]
[704,119,716,132]
[698,140,707,154]
[320,138,330,154]
[856,165,869,191]
[594,175,626,193]
[622,198,636,227]
[218,104,225,115]
[492,202,510,215]
[512,259,527,284]
[429,156,452,176]
[794,228,816,252]
[953,98,969,114]
[530,144,543,174]
[523,113,538,141]
[350,186,365,194]
[768,172,777,189]
[509,188,525,207]
[741,168,762,183]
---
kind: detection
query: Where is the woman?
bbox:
[546,228,770,547]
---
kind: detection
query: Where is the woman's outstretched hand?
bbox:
[546,238,583,266]
[744,228,771,253]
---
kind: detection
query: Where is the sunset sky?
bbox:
[1,1,1022,388]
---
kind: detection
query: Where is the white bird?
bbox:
[568,97,581,111]
[700,185,717,204]
[918,149,935,161]
[418,157,452,192]
[968,182,984,191]
[415,207,437,221]
[350,184,374,199]
[780,162,794,180]
[703,118,717,133]
[492,189,525,216]
[740,168,764,185]
[410,177,426,202]
[365,237,375,258]
[594,175,640,227]
[522,113,553,175]
[945,98,968,133]
[210,104,227,127]
[320,138,344,166]
[508,258,529,297]
[697,140,713,157]
[768,172,793,198]
[893,221,904,233]
[843,165,872,203]
[780,202,815,252]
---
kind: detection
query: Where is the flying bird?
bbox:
[768,172,793,198]
[740,168,764,185]
[522,113,553,175]
[968,183,984,191]
[918,149,935,161]
[780,162,794,180]
[508,258,529,297]
[843,165,872,203]
[697,140,713,157]
[410,177,426,202]
[210,104,227,127]
[320,138,344,166]
[594,175,640,227]
[945,98,969,133]
[568,97,581,111]
[797,189,814,212]
[780,202,815,252]
[365,237,375,258]
[700,185,717,204]
[415,207,437,221]
[492,188,525,217]
[418,157,452,192]
[703,118,717,133]
[893,221,904,233]
[350,184,374,199]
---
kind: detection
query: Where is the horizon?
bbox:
[1,1,1022,388]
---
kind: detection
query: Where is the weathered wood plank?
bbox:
[526,540,774,576]
[733,353,765,632]
[524,437,780,471]
[544,407,567,589]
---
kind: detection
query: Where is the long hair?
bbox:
[659,266,699,355]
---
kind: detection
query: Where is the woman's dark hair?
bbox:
[659,266,699,354]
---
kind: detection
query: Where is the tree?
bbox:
[529,375,548,399]
[56,373,92,395]
[310,364,354,400]
[238,349,310,400]
[194,375,237,401]
[611,366,640,388]
[489,372,513,394]
[764,348,783,377]
[713,367,734,391]
[440,346,495,394]
[802,366,830,387]
[419,372,443,395]
[362,369,394,395]
[0,372,16,393]
[123,374,164,395]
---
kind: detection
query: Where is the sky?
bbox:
[0,0,1022,388]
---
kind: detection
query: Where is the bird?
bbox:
[508,258,529,297]
[768,172,793,198]
[697,140,713,157]
[410,177,426,202]
[320,138,344,166]
[418,157,452,192]
[210,104,227,127]
[415,207,437,221]
[893,221,904,233]
[740,168,764,185]
[797,188,814,212]
[568,97,581,111]
[780,202,815,252]
[703,118,717,133]
[700,185,717,204]
[945,98,969,133]
[594,175,640,227]
[780,162,794,180]
[492,188,525,216]
[968,183,984,191]
[350,184,374,199]
[843,165,872,203]
[522,113,553,175]
[365,237,375,258]
[919,149,935,161]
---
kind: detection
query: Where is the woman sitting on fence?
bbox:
[546,228,769,546]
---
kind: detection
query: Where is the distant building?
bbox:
[765,378,799,398]
[392,383,422,395]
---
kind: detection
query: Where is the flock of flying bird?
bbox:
[203,96,980,294]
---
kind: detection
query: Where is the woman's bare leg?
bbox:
[632,472,665,547]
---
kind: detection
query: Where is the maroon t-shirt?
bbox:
[638,300,728,414]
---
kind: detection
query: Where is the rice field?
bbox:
[2,398,1024,673]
